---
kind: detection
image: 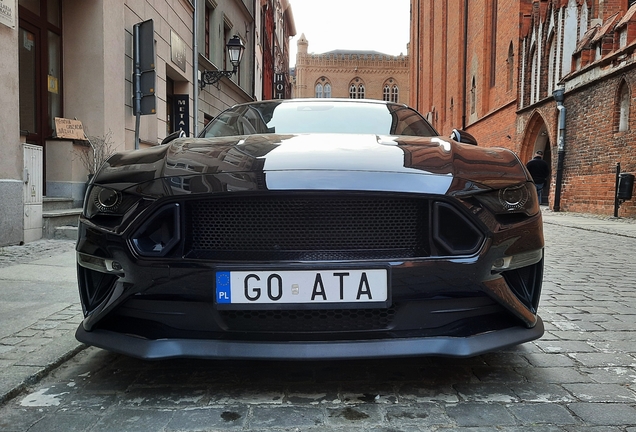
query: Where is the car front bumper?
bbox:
[76,190,545,360]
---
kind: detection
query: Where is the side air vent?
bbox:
[432,202,484,255]
[131,203,181,257]
[502,259,543,313]
[78,266,118,313]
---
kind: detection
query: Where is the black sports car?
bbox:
[75,99,544,360]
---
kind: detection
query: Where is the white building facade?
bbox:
[0,0,274,246]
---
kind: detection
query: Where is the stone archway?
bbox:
[522,111,552,205]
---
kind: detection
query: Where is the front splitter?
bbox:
[76,316,544,360]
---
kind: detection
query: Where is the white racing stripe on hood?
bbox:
[262,134,448,176]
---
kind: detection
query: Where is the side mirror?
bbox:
[450,129,478,146]
[161,130,186,145]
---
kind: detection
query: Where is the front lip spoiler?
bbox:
[75,316,544,360]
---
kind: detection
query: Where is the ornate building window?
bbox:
[616,80,631,132]
[382,84,399,102]
[315,80,331,98]
[547,32,556,96]
[530,44,538,105]
[507,42,514,92]
[315,83,323,98]
[324,83,332,98]
[358,84,365,99]
[349,82,365,99]
[205,4,211,58]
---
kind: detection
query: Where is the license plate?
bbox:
[216,269,388,306]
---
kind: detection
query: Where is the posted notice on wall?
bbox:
[54,117,86,140]
[0,0,16,29]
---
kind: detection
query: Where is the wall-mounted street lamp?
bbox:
[200,35,245,89]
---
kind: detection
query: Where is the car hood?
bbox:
[95,134,528,195]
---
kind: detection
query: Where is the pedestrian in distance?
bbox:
[526,150,550,204]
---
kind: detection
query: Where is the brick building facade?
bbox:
[293,34,410,102]
[410,0,636,218]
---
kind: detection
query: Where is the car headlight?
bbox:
[84,185,142,218]
[475,183,539,216]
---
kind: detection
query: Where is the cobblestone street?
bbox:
[1,211,636,431]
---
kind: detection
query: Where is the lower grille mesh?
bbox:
[219,307,397,332]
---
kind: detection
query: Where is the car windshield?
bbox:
[200,100,438,138]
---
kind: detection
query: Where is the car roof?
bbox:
[231,98,410,109]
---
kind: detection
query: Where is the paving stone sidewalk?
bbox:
[540,207,636,238]
[0,239,84,405]
[0,239,75,268]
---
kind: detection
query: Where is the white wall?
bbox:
[0,14,25,245]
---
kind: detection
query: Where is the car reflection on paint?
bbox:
[75,98,544,360]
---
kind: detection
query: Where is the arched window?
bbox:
[617,80,631,132]
[580,1,589,37]
[547,32,556,96]
[383,83,399,102]
[358,84,365,99]
[383,85,391,101]
[350,82,365,99]
[349,84,357,99]
[507,42,514,92]
[530,44,538,104]
[391,85,399,103]
[315,80,331,98]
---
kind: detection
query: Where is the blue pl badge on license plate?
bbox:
[216,271,231,303]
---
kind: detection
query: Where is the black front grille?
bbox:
[185,195,429,260]
[183,194,483,261]
[219,307,397,332]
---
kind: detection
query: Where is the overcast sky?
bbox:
[287,1,411,65]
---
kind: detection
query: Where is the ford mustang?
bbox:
[75,98,544,359]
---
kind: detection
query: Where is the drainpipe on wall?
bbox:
[193,1,199,137]
[462,0,468,129]
[553,86,566,212]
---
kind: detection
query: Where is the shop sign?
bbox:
[0,0,16,29]
[54,117,85,140]
[274,73,286,99]
[173,95,190,137]
[171,31,187,72]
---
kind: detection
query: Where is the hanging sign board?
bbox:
[173,95,190,137]
[0,0,16,29]
[54,117,86,140]
[274,73,286,99]
[170,30,187,72]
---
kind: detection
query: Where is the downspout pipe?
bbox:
[193,1,199,137]
[553,86,566,212]
[414,0,420,110]
[462,0,468,129]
